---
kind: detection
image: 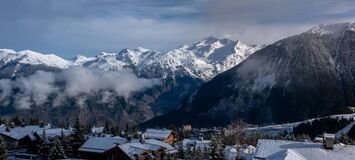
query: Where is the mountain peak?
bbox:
[135,47,150,52]
[308,22,355,37]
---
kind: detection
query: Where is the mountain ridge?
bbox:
[142,22,355,127]
[0,36,262,127]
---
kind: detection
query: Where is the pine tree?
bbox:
[210,135,223,160]
[348,125,355,139]
[49,140,66,159]
[104,121,110,134]
[177,142,185,159]
[0,137,7,160]
[74,116,85,142]
[38,135,50,160]
[12,115,22,126]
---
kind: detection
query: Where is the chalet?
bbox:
[0,125,44,148]
[224,145,255,160]
[91,126,104,135]
[119,139,178,160]
[254,139,355,160]
[182,125,192,132]
[78,136,128,160]
[182,139,211,152]
[144,129,176,145]
[323,133,335,149]
[0,125,73,149]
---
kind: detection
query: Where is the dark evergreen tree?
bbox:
[12,115,22,126]
[348,125,355,139]
[177,142,185,159]
[104,121,110,134]
[38,136,50,160]
[73,116,85,142]
[210,135,223,160]
[49,140,66,159]
[0,137,7,160]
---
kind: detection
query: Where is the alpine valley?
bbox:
[0,37,262,127]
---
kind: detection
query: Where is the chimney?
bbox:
[139,133,146,144]
[323,133,335,150]
[10,122,15,128]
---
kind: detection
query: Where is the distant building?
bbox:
[144,129,176,145]
[0,125,45,148]
[254,139,355,160]
[0,125,73,148]
[182,139,211,152]
[224,145,255,160]
[91,126,104,135]
[79,136,128,160]
[348,107,355,113]
[182,125,192,132]
[323,133,335,149]
[119,139,178,160]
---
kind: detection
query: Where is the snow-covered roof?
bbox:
[0,125,73,141]
[145,139,177,154]
[0,126,45,140]
[324,133,335,139]
[255,139,355,160]
[119,139,177,158]
[44,128,73,139]
[144,129,173,140]
[224,145,256,160]
[91,126,104,134]
[79,136,127,153]
[182,139,211,151]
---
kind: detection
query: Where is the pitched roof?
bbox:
[119,139,177,158]
[145,139,177,154]
[44,128,73,139]
[255,139,355,160]
[79,136,127,153]
[182,139,210,150]
[0,126,45,140]
[144,129,172,140]
[0,126,73,141]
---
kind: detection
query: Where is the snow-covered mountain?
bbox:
[0,37,262,80]
[0,49,70,69]
[0,49,71,78]
[143,22,355,127]
[0,37,262,127]
[70,37,263,80]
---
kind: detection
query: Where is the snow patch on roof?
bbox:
[79,136,127,153]
[255,139,355,160]
[144,129,172,140]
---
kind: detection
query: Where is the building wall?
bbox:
[1,136,18,148]
[164,133,175,145]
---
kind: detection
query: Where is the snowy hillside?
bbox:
[70,37,263,80]
[0,49,70,69]
[0,37,261,80]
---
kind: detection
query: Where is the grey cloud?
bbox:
[200,0,355,44]
[16,71,58,106]
[60,67,161,98]
[0,67,161,109]
[0,0,354,57]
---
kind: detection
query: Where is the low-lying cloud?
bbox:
[0,67,161,109]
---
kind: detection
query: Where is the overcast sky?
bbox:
[1,0,355,58]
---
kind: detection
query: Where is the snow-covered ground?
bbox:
[243,113,355,137]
